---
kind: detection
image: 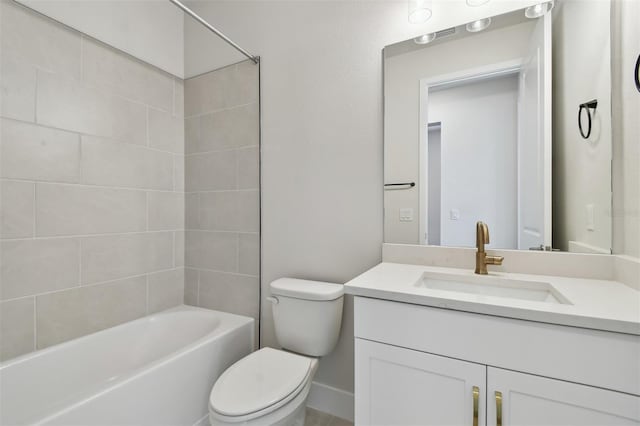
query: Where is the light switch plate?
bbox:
[449,209,460,221]
[399,208,414,222]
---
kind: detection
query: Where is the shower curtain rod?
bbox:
[169,0,259,64]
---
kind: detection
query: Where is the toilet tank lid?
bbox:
[270,278,344,301]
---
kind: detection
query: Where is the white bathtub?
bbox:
[0,305,254,426]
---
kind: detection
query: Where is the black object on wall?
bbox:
[578,99,598,139]
[634,54,640,93]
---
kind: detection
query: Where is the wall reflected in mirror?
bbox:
[384,0,613,253]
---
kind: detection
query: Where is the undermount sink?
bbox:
[414,272,571,305]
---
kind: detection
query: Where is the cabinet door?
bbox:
[487,367,640,426]
[355,338,486,426]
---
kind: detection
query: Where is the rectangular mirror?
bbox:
[384,0,613,253]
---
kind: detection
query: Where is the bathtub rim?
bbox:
[0,305,255,425]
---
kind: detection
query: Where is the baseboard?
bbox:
[306,381,354,422]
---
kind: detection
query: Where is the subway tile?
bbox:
[184,268,199,306]
[36,183,146,237]
[148,107,184,154]
[174,154,185,192]
[237,190,260,232]
[1,238,80,300]
[37,70,147,145]
[184,117,200,155]
[36,276,147,349]
[81,232,174,284]
[184,69,227,117]
[174,231,185,267]
[239,233,260,276]
[0,1,81,78]
[1,119,80,182]
[148,192,184,231]
[0,55,36,122]
[198,270,259,319]
[199,192,239,231]
[81,37,173,112]
[0,297,35,361]
[198,103,259,153]
[185,150,237,192]
[185,231,238,272]
[185,193,200,230]
[148,268,184,314]
[237,146,260,190]
[232,60,259,107]
[81,135,173,190]
[196,190,257,232]
[184,62,258,116]
[173,78,184,118]
[1,180,34,239]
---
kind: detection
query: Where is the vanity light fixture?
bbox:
[466,0,490,6]
[414,32,437,44]
[466,17,491,33]
[525,1,554,19]
[408,0,433,24]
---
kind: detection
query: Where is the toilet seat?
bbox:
[209,348,313,423]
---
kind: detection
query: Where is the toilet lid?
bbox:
[210,348,312,417]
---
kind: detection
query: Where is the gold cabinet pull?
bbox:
[495,391,503,426]
[472,386,479,426]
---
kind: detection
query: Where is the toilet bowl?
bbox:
[209,348,318,426]
[208,278,344,426]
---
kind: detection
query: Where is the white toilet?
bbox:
[208,278,344,426]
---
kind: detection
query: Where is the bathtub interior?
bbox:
[0,306,252,425]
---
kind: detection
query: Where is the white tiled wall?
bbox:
[0,1,185,361]
[183,61,260,334]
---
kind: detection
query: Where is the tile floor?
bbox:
[305,407,353,426]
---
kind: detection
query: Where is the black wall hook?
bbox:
[578,100,598,139]
[634,54,640,93]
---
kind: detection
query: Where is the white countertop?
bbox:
[345,263,640,335]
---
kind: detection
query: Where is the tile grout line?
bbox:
[1,266,184,304]
[185,144,259,158]
[184,100,258,120]
[1,229,182,242]
[1,116,183,156]
[0,176,179,194]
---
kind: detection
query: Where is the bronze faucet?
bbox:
[475,221,504,275]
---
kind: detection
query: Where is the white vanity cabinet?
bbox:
[354,297,640,426]
[486,367,640,426]
[356,339,487,426]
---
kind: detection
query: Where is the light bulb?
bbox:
[466,0,490,6]
[408,0,433,24]
[414,33,437,44]
[466,17,492,33]
[525,1,554,18]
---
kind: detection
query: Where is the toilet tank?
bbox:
[269,278,344,357]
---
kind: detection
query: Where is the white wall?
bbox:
[182,0,542,409]
[552,0,612,253]
[429,75,519,249]
[612,0,640,259]
[15,0,184,77]
[384,21,533,245]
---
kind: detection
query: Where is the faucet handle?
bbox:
[486,255,504,266]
